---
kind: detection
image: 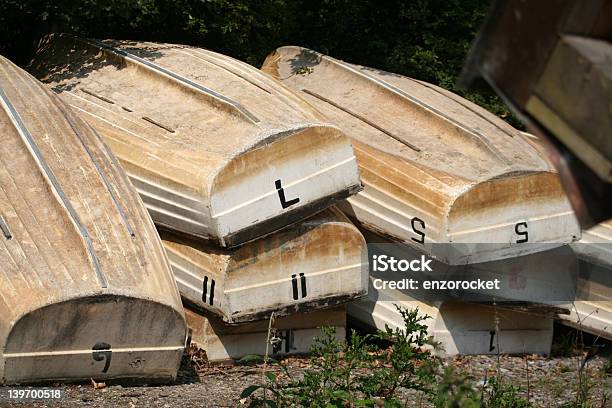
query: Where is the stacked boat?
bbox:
[28,34,367,364]
[30,35,362,247]
[0,56,186,383]
[262,46,586,355]
[560,220,612,340]
[0,33,607,383]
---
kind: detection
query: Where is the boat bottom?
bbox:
[185,307,346,363]
[183,291,362,325]
[559,301,612,341]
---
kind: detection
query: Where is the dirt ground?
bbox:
[1,353,610,408]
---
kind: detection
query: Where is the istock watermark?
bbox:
[372,278,501,291]
[363,242,593,302]
[372,254,433,272]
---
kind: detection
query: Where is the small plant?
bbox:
[240,305,443,407]
[430,367,481,408]
[431,370,534,408]
[602,358,612,376]
[484,377,533,408]
[568,327,607,408]
[239,307,607,407]
[552,331,578,357]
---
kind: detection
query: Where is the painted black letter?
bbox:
[411,217,426,244]
[275,179,300,209]
[488,331,496,352]
[291,274,298,300]
[515,222,528,243]
[92,342,112,373]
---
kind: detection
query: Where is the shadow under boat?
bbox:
[184,306,346,364]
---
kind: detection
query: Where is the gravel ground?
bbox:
[1,354,610,407]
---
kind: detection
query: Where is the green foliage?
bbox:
[603,358,612,376]
[564,360,604,408]
[432,369,535,408]
[0,0,520,126]
[240,306,542,407]
[484,377,533,408]
[431,367,481,408]
[552,331,578,358]
[242,306,441,407]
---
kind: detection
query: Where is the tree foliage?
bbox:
[0,0,519,126]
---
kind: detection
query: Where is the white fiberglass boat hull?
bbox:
[0,56,186,384]
[30,35,362,247]
[263,46,580,264]
[162,208,368,323]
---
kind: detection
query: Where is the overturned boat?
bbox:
[349,230,559,355]
[560,220,612,340]
[162,207,367,323]
[349,285,554,356]
[185,307,346,363]
[29,35,362,247]
[263,47,580,264]
[0,56,186,384]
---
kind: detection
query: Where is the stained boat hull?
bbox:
[29,35,362,247]
[349,286,554,356]
[560,220,612,340]
[0,56,186,384]
[263,46,580,264]
[162,207,368,323]
[185,307,346,363]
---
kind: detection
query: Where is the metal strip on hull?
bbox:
[302,88,421,152]
[318,53,511,164]
[0,86,107,288]
[0,215,11,239]
[83,38,260,124]
[59,106,135,238]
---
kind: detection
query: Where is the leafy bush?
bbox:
[603,359,612,376]
[485,377,533,408]
[552,331,578,358]
[430,367,481,408]
[240,305,541,408]
[240,306,440,407]
[0,0,520,126]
